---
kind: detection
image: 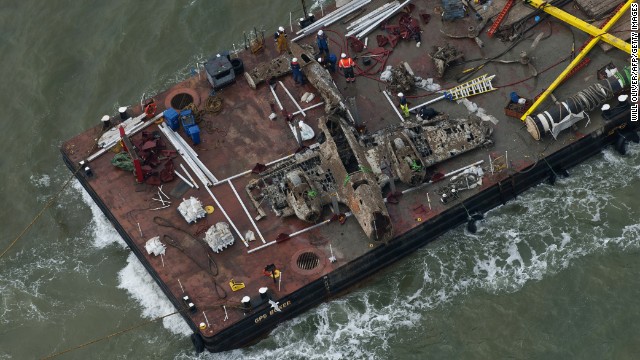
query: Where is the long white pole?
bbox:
[382,90,405,122]
[203,185,248,247]
[180,164,199,189]
[279,81,306,117]
[292,101,324,115]
[270,84,284,110]
[228,180,266,244]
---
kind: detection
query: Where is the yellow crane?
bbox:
[519,0,633,122]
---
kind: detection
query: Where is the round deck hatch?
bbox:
[297,251,320,270]
[290,248,326,276]
[171,93,194,110]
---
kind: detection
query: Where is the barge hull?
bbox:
[62,113,634,352]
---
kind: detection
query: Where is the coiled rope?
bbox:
[153,216,227,299]
[565,82,613,113]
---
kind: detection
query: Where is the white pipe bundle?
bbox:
[347,0,411,39]
[292,0,371,42]
[346,1,399,32]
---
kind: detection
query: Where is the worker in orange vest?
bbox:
[338,53,356,83]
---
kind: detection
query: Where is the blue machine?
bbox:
[163,108,180,130]
[179,110,201,145]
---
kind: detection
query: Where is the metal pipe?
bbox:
[346,2,398,30]
[174,169,195,189]
[382,90,405,122]
[270,84,284,110]
[292,101,324,115]
[347,5,400,35]
[180,164,199,189]
[408,95,446,112]
[279,81,306,116]
[203,185,248,247]
[520,0,632,121]
[292,0,371,41]
[247,213,354,254]
[158,123,212,187]
[88,113,161,162]
[228,179,267,244]
[523,0,631,54]
[171,125,219,183]
[213,153,297,186]
[297,0,368,33]
[355,1,410,39]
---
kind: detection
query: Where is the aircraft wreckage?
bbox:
[246,43,493,242]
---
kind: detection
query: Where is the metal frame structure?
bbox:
[520,0,633,121]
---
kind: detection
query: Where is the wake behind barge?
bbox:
[60,0,636,353]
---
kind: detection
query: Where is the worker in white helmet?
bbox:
[291,57,304,85]
[338,53,356,83]
[317,29,329,57]
[274,26,289,53]
[398,92,409,118]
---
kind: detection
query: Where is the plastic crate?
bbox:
[504,99,532,119]
[163,108,180,130]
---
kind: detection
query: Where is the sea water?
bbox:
[1,1,639,359]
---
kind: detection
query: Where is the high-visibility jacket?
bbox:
[338,58,355,69]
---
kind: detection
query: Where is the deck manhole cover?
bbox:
[171,93,194,110]
[296,251,320,270]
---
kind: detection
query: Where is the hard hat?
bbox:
[601,104,611,111]
[278,26,285,32]
[318,30,323,35]
[292,57,298,63]
[398,92,404,97]
[317,57,323,62]
[618,94,629,102]
[341,53,347,58]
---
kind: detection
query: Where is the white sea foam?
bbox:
[73,180,191,336]
[118,252,191,336]
[171,143,640,359]
[29,174,51,188]
[70,140,640,359]
[72,180,126,249]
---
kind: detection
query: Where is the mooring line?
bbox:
[1,127,105,260]
[40,308,186,360]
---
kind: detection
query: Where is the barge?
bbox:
[60,0,637,353]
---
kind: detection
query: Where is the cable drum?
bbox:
[526,74,624,140]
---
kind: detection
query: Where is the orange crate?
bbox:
[504,99,532,119]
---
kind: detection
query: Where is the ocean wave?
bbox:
[170,143,640,359]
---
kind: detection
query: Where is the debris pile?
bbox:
[178,197,207,223]
[204,222,235,253]
[387,64,415,94]
[429,44,463,78]
[414,76,441,92]
[439,165,484,203]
